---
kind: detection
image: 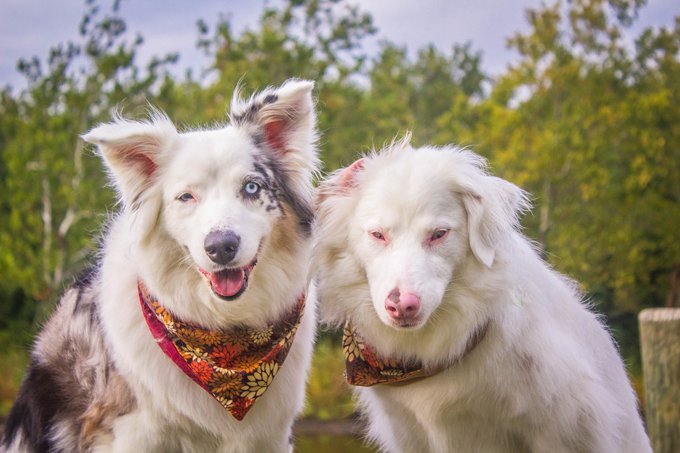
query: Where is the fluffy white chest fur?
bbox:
[315,139,652,453]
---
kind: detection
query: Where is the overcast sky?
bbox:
[0,0,677,90]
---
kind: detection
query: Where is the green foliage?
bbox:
[1,0,678,421]
[295,434,373,452]
[0,288,34,417]
[0,333,30,417]
[304,333,355,420]
[0,0,177,316]
[496,0,678,313]
[451,0,680,364]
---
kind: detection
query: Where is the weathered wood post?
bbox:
[639,308,680,453]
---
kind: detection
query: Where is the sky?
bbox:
[0,0,678,91]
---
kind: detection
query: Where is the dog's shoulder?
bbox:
[1,265,134,452]
[1,358,68,452]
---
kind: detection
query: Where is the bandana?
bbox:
[138,281,305,420]
[343,320,489,387]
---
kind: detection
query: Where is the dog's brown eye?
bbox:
[177,192,195,202]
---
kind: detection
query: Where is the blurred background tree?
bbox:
[0,0,678,441]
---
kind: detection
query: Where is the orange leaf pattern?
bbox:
[343,320,490,387]
[138,281,305,420]
[343,322,430,387]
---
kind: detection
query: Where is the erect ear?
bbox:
[82,113,176,208]
[462,176,529,268]
[231,79,318,167]
[317,158,365,204]
[337,159,365,189]
[82,113,177,242]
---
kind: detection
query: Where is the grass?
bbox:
[295,434,375,452]
[303,332,356,420]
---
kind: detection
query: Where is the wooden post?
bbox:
[639,308,680,453]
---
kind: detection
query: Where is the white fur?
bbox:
[80,80,318,452]
[315,140,651,452]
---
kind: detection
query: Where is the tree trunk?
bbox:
[41,173,52,287]
[53,133,86,287]
[639,308,680,453]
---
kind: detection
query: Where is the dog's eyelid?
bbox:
[244,176,268,189]
[176,191,197,202]
[428,227,450,244]
[368,229,389,243]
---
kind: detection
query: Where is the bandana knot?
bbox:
[138,281,305,420]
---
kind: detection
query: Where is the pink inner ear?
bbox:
[337,158,365,189]
[264,119,287,153]
[122,146,157,176]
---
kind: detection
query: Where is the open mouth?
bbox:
[199,258,258,301]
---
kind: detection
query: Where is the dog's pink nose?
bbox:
[385,289,421,320]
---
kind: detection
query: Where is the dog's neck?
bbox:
[343,319,490,387]
[137,280,306,420]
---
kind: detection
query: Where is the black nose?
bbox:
[204,230,240,265]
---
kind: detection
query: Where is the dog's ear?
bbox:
[82,113,176,238]
[231,79,317,165]
[462,191,493,267]
[462,176,529,268]
[82,114,175,206]
[336,159,365,189]
[318,158,365,203]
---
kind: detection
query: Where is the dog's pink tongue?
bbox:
[210,269,245,298]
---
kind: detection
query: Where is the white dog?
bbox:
[1,80,318,452]
[314,137,651,453]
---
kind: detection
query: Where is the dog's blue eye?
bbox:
[244,182,261,195]
[177,192,195,202]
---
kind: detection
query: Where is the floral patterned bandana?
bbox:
[343,321,489,387]
[138,281,305,421]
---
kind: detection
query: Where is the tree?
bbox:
[0,0,176,316]
[451,0,680,363]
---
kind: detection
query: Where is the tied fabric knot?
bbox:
[343,321,489,387]
[138,281,305,420]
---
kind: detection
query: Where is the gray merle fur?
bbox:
[231,94,279,127]
[253,154,314,235]
[2,363,66,452]
[1,272,135,452]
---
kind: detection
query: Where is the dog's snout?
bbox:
[385,288,421,320]
[204,230,240,265]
